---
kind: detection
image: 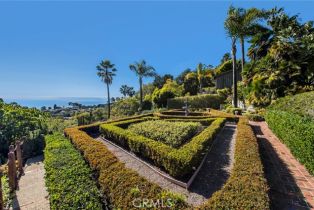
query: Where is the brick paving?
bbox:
[12,155,50,210]
[250,121,314,210]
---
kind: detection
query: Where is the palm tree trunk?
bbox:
[240,37,245,73]
[106,83,110,119]
[139,76,143,109]
[232,38,238,108]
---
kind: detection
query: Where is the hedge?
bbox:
[44,133,102,210]
[64,127,189,209]
[154,112,211,119]
[158,110,209,116]
[128,120,202,148]
[200,117,270,209]
[100,118,225,178]
[78,113,154,134]
[167,94,225,109]
[265,91,314,175]
[267,91,314,119]
[265,110,314,175]
[163,118,216,126]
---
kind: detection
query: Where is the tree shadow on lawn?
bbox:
[251,124,310,210]
[189,123,236,199]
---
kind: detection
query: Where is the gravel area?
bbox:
[96,122,237,207]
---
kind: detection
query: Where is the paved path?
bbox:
[97,122,237,207]
[250,121,314,210]
[12,155,50,210]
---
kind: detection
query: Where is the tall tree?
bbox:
[236,7,264,72]
[220,52,232,64]
[120,85,135,97]
[175,68,192,85]
[129,60,156,109]
[97,60,117,119]
[225,6,241,107]
[153,74,174,88]
[196,63,204,92]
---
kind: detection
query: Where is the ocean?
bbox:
[3,97,107,108]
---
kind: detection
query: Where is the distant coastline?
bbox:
[3,97,107,108]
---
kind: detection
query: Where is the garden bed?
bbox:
[64,126,189,209]
[128,120,202,148]
[99,115,226,179]
[44,133,102,209]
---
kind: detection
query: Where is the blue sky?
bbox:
[0,1,313,99]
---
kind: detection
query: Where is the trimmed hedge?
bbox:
[78,113,154,133]
[267,91,314,119]
[265,110,314,174]
[100,118,225,178]
[266,92,314,175]
[244,113,265,122]
[167,94,225,109]
[154,112,211,119]
[209,109,238,122]
[128,120,202,148]
[163,118,216,126]
[200,117,270,209]
[44,133,102,210]
[64,127,189,209]
[158,110,209,116]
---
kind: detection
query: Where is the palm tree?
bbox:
[129,60,156,109]
[196,63,213,93]
[237,8,263,72]
[196,63,204,93]
[225,7,264,107]
[120,85,129,97]
[97,60,117,119]
[227,7,264,72]
[225,6,241,107]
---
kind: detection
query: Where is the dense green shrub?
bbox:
[100,118,225,178]
[265,110,314,174]
[152,80,183,108]
[265,92,314,175]
[267,91,314,119]
[111,97,140,117]
[200,117,269,209]
[64,127,189,209]
[0,101,49,162]
[44,133,102,210]
[1,174,12,208]
[244,113,265,121]
[167,94,225,109]
[128,120,202,148]
[226,107,243,115]
[142,98,152,110]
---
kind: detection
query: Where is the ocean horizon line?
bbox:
[3,97,109,108]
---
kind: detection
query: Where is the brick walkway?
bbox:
[250,121,314,210]
[12,155,50,210]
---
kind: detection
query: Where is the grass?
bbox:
[128,120,202,148]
